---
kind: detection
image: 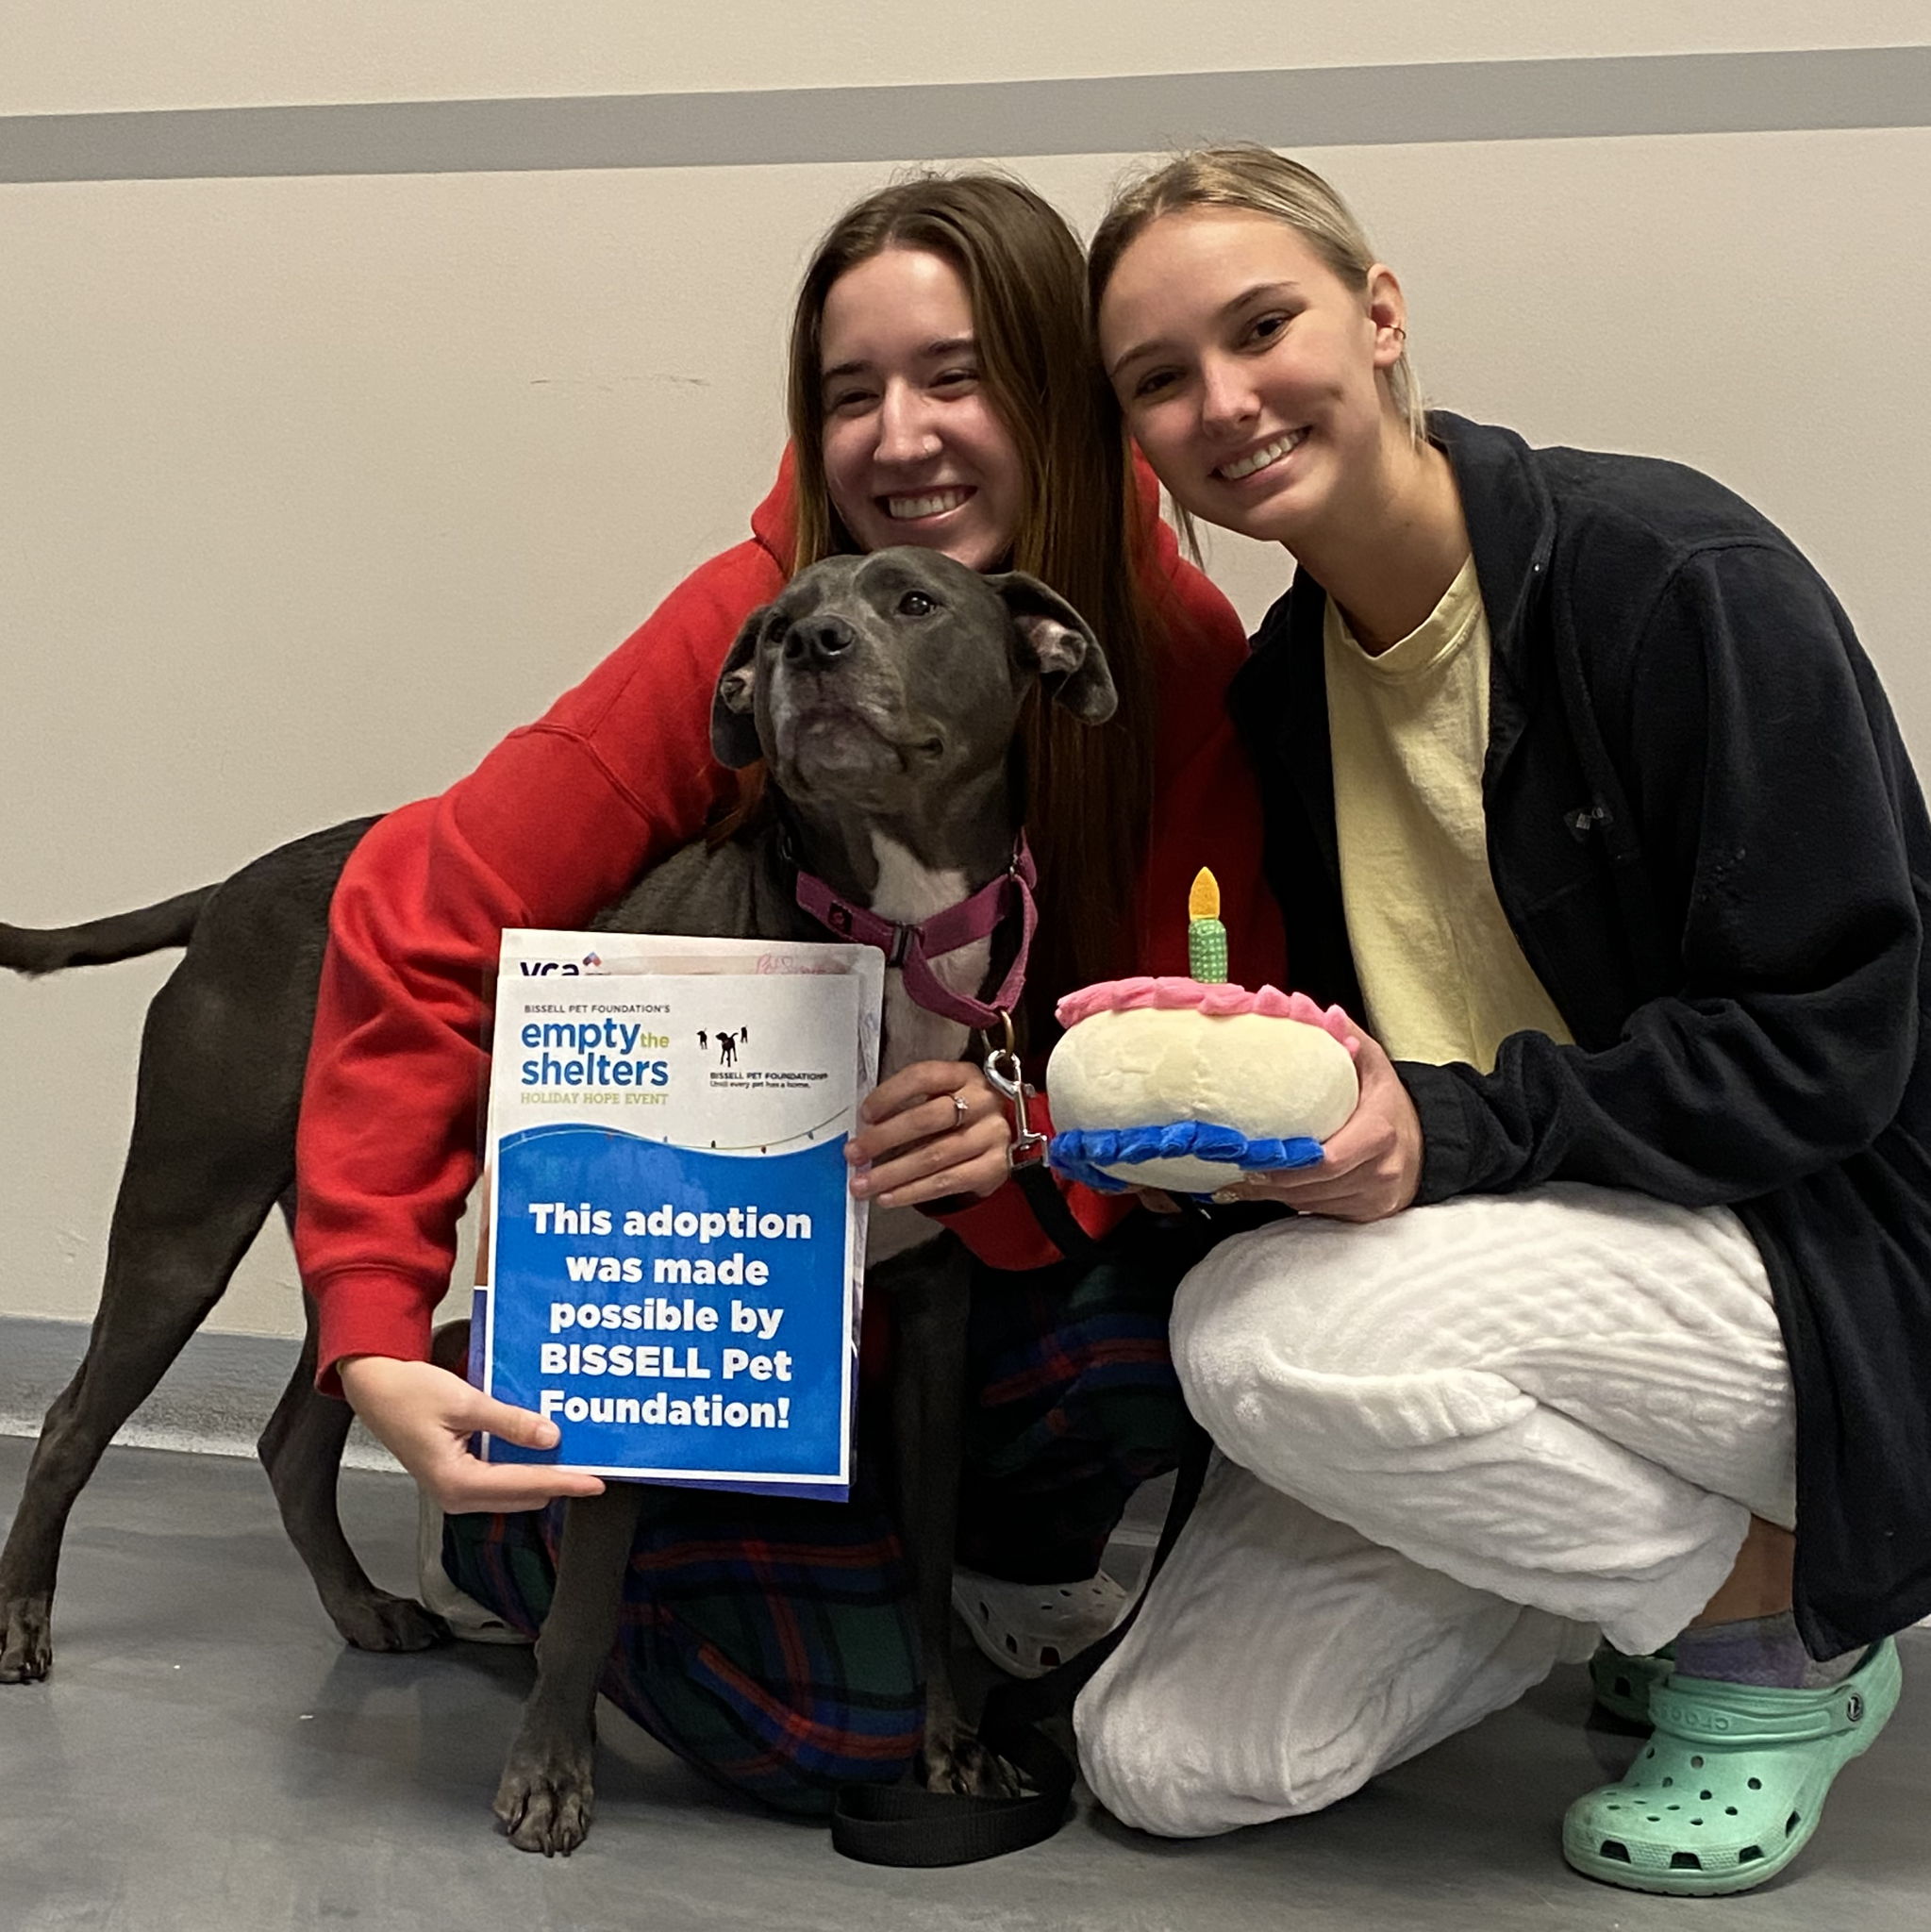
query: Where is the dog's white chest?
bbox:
[868,833,983,1079]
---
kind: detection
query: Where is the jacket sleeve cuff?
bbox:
[1400,1058,1486,1205]
[312,1272,443,1398]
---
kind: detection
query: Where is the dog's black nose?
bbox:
[786,616,857,666]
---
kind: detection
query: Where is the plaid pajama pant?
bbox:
[442,1216,1214,1816]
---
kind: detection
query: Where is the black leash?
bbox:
[830,1422,1213,1866]
[1009,1159,1106,1266]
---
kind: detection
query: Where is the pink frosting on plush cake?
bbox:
[1054,976,1360,1054]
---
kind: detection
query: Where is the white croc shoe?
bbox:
[950,1564,1132,1678]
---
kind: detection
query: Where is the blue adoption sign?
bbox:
[475,930,882,1499]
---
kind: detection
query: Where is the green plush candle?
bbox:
[1188,868,1227,983]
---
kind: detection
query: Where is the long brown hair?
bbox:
[783,173,1158,1044]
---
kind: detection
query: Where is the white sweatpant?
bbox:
[1076,1183,1797,1837]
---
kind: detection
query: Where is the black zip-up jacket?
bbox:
[1231,412,1931,1655]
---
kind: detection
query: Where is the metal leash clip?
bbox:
[982,1008,1048,1171]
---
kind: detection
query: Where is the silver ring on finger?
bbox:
[951,1091,970,1127]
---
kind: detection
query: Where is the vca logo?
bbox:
[517,951,603,977]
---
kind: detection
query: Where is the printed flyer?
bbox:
[474,928,883,1499]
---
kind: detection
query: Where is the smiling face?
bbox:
[1097,208,1409,557]
[817,247,1026,572]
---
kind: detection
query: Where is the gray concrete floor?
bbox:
[1,1436,1925,1932]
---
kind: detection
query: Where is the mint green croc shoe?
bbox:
[1563,1638,1902,1896]
[1588,1641,1674,1725]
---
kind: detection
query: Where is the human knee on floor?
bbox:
[1076,1662,1356,1837]
[1075,1672,1204,1836]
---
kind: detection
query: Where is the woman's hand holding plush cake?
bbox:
[1045,869,1422,1221]
[1207,1027,1422,1222]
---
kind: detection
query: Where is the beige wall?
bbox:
[3,11,1926,1336]
[10,4,1929,109]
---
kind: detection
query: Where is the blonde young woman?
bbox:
[293,173,1285,1814]
[1077,145,1928,1896]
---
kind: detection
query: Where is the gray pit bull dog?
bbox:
[0,546,1116,1853]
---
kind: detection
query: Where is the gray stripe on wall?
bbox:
[3,46,1929,186]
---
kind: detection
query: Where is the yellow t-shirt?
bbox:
[1324,558,1573,1072]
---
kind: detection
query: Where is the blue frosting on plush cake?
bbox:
[1047,1121,1325,1195]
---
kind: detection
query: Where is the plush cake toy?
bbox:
[1044,870,1361,1196]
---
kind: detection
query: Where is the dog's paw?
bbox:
[0,1593,53,1684]
[921,1726,1030,1801]
[493,1751,596,1856]
[329,1589,453,1655]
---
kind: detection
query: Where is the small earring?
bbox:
[1391,325,1407,343]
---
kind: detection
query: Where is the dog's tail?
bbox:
[0,886,216,976]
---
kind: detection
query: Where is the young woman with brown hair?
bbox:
[292,171,1284,1813]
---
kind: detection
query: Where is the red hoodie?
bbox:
[295,455,1285,1391]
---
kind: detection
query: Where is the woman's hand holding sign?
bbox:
[340,1355,607,1513]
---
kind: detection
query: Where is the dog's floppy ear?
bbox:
[709,606,768,769]
[985,571,1118,724]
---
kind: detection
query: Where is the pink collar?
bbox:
[794,835,1037,1032]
